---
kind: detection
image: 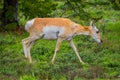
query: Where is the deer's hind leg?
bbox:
[22,37,30,58]
[22,35,40,63]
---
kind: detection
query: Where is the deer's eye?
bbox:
[96,31,99,33]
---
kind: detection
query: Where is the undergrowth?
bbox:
[0,22,120,80]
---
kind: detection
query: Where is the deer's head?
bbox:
[90,21,103,44]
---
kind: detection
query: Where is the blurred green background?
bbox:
[0,0,120,80]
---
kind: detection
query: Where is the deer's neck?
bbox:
[75,26,91,36]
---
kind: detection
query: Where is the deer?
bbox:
[22,18,102,64]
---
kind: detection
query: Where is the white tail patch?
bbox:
[25,19,35,32]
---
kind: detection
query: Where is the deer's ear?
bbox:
[90,21,94,28]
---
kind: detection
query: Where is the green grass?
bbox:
[0,21,120,80]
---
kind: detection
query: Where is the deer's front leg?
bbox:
[52,38,63,64]
[69,40,85,64]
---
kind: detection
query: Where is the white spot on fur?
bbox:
[25,19,35,32]
[77,32,89,35]
[84,32,89,35]
[77,32,82,35]
[43,26,64,39]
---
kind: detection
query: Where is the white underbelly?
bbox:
[43,26,64,39]
[43,32,59,39]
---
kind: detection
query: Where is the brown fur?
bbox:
[29,18,91,38]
